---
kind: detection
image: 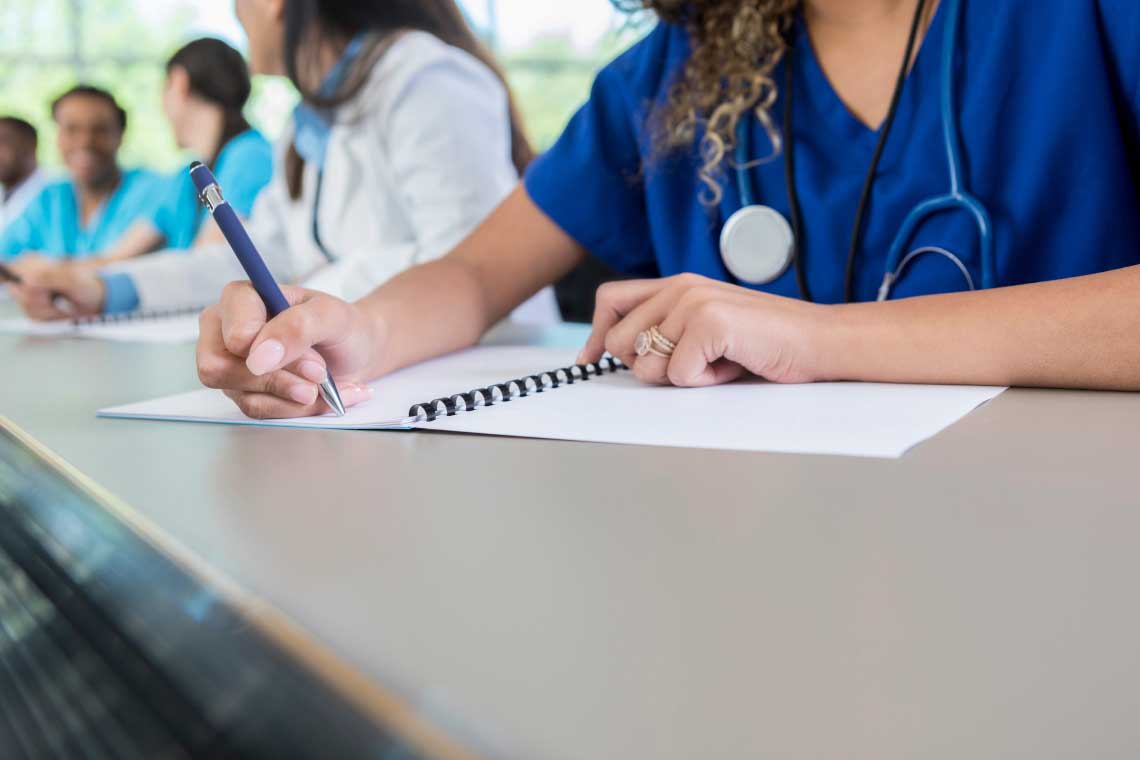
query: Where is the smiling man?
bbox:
[0,85,162,261]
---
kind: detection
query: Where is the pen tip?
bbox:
[320,380,347,417]
[189,160,203,170]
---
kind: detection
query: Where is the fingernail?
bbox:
[246,339,285,375]
[289,384,318,405]
[297,359,328,384]
[287,382,319,407]
[340,384,373,406]
[575,350,587,364]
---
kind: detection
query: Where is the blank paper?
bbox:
[98,346,1006,459]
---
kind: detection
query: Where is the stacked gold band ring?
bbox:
[635,325,677,358]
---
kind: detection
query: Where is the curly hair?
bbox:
[614,0,800,204]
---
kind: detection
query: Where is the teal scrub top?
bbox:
[0,168,164,261]
[149,129,273,250]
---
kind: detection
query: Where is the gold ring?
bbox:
[636,325,676,359]
[649,325,676,353]
[634,329,653,357]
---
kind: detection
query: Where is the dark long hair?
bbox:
[167,38,254,169]
[282,0,533,199]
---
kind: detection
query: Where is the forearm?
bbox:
[190,220,225,249]
[74,224,164,270]
[120,244,245,311]
[822,265,1140,390]
[357,186,586,378]
[356,256,491,378]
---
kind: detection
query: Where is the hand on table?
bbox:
[577,274,837,387]
[196,282,380,419]
[10,256,105,320]
[7,253,57,280]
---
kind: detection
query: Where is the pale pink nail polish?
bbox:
[341,384,373,405]
[246,339,284,375]
[297,360,328,384]
[289,384,317,404]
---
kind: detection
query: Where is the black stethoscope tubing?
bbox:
[311,168,336,263]
[779,0,930,303]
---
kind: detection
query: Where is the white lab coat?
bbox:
[121,31,558,323]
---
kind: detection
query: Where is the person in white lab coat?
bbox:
[13,0,557,323]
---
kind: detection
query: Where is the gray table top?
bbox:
[4,310,1140,760]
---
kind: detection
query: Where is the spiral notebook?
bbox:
[0,306,201,343]
[98,346,1006,458]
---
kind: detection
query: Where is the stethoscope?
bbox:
[719,0,994,303]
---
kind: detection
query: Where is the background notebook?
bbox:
[0,306,201,343]
[99,346,1006,459]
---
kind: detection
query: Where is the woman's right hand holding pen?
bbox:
[197,282,380,418]
[200,188,597,419]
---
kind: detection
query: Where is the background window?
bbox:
[0,0,647,171]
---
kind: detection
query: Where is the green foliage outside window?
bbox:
[0,1,647,174]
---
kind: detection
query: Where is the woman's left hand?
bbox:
[577,274,838,387]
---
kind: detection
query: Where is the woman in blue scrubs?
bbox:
[197,0,1140,417]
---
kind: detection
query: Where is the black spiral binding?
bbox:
[408,356,628,422]
[70,304,206,327]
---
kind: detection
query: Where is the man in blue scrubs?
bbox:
[0,86,162,262]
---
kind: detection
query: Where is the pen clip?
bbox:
[189,161,225,212]
[198,183,225,213]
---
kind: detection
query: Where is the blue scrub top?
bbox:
[149,129,273,250]
[525,1,1140,303]
[0,168,164,261]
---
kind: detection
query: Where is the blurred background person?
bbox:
[75,38,273,270]
[13,0,557,324]
[0,86,163,264]
[0,116,46,234]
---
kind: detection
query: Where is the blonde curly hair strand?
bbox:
[616,0,800,204]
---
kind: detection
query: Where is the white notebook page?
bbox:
[99,346,1006,458]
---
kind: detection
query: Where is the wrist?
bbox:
[355,299,390,379]
[809,302,879,382]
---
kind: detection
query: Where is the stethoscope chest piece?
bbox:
[719,205,795,285]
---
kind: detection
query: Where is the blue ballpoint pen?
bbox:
[190,161,346,416]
